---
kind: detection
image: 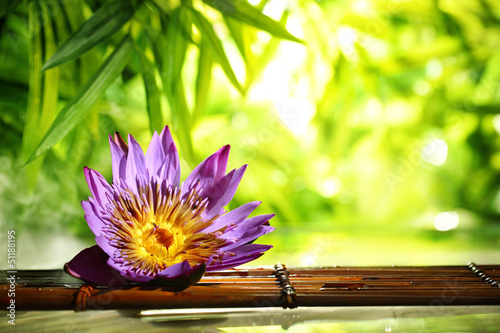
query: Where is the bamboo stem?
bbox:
[2,265,500,311]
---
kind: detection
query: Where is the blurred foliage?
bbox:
[1,0,500,250]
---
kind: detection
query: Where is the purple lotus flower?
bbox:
[65,126,274,289]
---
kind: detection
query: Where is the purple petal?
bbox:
[125,134,146,192]
[159,127,180,185]
[84,167,112,207]
[206,253,265,271]
[95,235,115,257]
[222,226,275,251]
[229,243,273,255]
[240,214,275,230]
[146,262,206,290]
[64,245,126,286]
[113,132,129,155]
[106,258,155,283]
[203,165,247,220]
[145,131,163,177]
[222,213,275,238]
[213,145,230,181]
[201,201,261,233]
[82,200,106,236]
[109,135,127,182]
[155,142,181,186]
[206,244,273,271]
[156,260,192,278]
[182,145,231,196]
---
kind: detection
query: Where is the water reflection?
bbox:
[250,227,500,268]
[3,306,500,332]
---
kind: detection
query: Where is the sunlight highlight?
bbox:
[351,0,371,14]
[262,0,287,20]
[426,59,443,80]
[317,177,342,198]
[337,26,358,59]
[248,37,314,137]
[434,211,459,231]
[422,139,448,166]
[365,98,383,123]
[279,97,315,136]
[337,26,357,46]
[493,114,500,134]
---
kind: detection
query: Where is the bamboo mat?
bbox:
[1,263,500,311]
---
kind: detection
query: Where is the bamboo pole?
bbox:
[1,265,499,311]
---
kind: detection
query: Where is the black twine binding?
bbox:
[274,263,297,309]
[467,262,500,287]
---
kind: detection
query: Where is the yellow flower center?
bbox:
[104,181,226,277]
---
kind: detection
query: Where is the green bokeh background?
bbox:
[1,0,500,269]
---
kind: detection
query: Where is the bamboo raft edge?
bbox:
[2,264,500,311]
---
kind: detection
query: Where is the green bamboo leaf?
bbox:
[168,79,195,166]
[21,0,61,187]
[148,10,194,165]
[41,0,142,71]
[246,34,279,88]
[203,0,303,43]
[136,48,163,135]
[224,16,247,61]
[193,42,213,122]
[190,7,242,93]
[244,11,289,89]
[39,2,60,130]
[161,7,194,162]
[253,0,270,11]
[148,0,173,15]
[63,0,103,140]
[164,7,190,93]
[22,2,42,147]
[160,64,194,165]
[0,0,20,18]
[25,36,133,165]
[145,28,166,74]
[21,1,44,188]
